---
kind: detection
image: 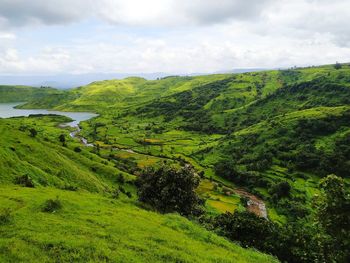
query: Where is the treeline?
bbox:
[136,78,235,133]
[135,165,350,263]
[218,109,350,179]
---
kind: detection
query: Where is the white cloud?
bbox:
[0,0,349,75]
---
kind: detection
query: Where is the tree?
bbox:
[136,165,203,216]
[29,128,37,137]
[314,174,350,262]
[59,134,66,145]
[334,62,342,70]
[213,211,278,253]
[269,181,291,199]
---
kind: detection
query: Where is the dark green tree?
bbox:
[59,134,66,145]
[29,128,37,137]
[314,174,350,262]
[334,62,342,70]
[136,165,203,216]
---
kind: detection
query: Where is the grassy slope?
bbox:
[0,116,276,262]
[0,186,277,263]
[72,65,350,217]
[2,64,350,219]
[0,85,59,103]
[0,116,132,192]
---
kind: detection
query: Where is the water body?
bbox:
[0,102,97,127]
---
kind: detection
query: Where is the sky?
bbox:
[0,0,349,76]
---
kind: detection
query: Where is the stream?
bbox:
[1,102,267,217]
[0,102,98,146]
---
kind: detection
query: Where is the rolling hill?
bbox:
[1,63,350,262]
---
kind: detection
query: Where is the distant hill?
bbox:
[0,69,270,89]
[1,62,349,262]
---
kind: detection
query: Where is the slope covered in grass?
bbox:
[16,63,350,220]
[1,63,350,262]
[0,115,277,262]
[0,186,277,263]
[0,85,59,103]
[0,116,132,192]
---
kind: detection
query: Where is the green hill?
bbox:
[1,63,350,262]
[0,85,60,103]
[0,116,277,262]
[0,186,276,263]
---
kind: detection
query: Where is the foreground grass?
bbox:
[0,186,277,263]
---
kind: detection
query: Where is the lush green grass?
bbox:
[18,64,349,221]
[0,116,132,192]
[0,85,60,103]
[1,63,350,261]
[0,186,277,263]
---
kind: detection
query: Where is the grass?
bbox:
[1,63,350,261]
[0,186,277,263]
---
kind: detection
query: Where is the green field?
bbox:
[1,63,350,262]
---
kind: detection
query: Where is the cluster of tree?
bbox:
[226,78,350,133]
[136,78,234,133]
[214,160,270,188]
[136,165,204,216]
[206,175,350,263]
[218,109,350,181]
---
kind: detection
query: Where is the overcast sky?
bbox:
[0,0,349,75]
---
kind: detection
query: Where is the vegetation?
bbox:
[136,165,203,216]
[0,186,277,262]
[1,62,350,262]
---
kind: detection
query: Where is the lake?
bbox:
[0,102,98,127]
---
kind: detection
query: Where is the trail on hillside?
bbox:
[234,188,267,218]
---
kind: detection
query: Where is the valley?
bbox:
[1,63,350,262]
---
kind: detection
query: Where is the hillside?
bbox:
[0,186,276,263]
[15,64,350,219]
[0,85,60,103]
[0,116,277,262]
[1,63,350,262]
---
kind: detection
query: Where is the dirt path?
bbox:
[234,188,267,218]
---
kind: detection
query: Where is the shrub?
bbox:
[117,174,125,184]
[269,181,291,199]
[240,196,249,207]
[0,208,12,225]
[14,174,35,188]
[74,147,82,153]
[118,186,126,194]
[42,197,62,213]
[136,165,203,216]
[334,62,342,70]
[111,189,120,199]
[29,128,37,137]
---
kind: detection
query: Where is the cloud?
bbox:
[0,0,349,75]
[0,0,91,28]
[0,0,273,28]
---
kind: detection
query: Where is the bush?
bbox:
[117,174,125,184]
[14,174,35,188]
[334,62,342,70]
[269,181,291,199]
[42,197,62,213]
[29,128,37,137]
[136,165,203,216]
[0,208,12,225]
[118,186,126,194]
[240,196,249,207]
[74,147,82,153]
[111,189,120,199]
